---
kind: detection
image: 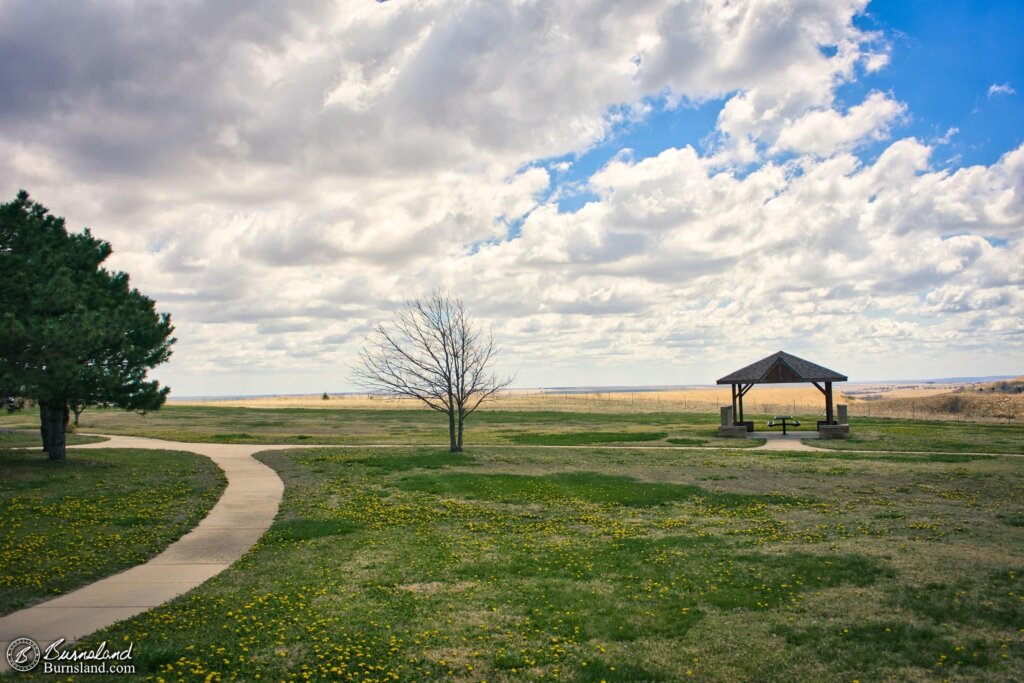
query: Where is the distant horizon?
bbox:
[166,374,1021,401]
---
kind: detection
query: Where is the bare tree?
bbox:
[354,292,514,452]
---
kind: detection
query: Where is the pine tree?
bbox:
[0,191,175,459]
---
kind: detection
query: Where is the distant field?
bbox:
[0,405,762,449]
[1,404,1019,454]
[171,387,820,411]
[64,444,1024,682]
[848,390,1024,422]
[169,380,1024,422]
[171,382,965,410]
[2,404,1021,453]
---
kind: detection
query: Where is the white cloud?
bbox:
[442,137,1024,381]
[0,0,1020,393]
[862,50,890,73]
[988,82,1016,98]
[772,91,907,155]
[932,126,959,145]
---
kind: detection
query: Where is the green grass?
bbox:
[58,443,1024,682]
[2,402,1021,457]
[762,449,994,464]
[3,404,1017,454]
[802,416,1024,454]
[0,404,765,448]
[348,450,477,473]
[666,436,708,446]
[507,431,668,445]
[396,471,806,508]
[893,568,1024,629]
[777,622,993,672]
[266,518,361,542]
[0,429,107,449]
[0,448,225,614]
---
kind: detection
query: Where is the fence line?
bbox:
[331,391,1021,424]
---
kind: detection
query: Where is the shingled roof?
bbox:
[716,351,847,385]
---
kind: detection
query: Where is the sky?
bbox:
[1,0,1022,396]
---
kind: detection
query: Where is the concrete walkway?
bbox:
[752,431,824,452]
[0,435,287,671]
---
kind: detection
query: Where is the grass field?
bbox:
[56,443,1023,682]
[0,447,225,614]
[802,417,1024,454]
[169,382,1024,422]
[3,405,1021,681]
[0,405,763,449]
[1,404,1021,453]
[0,429,107,449]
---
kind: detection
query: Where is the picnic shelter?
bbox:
[716,351,847,431]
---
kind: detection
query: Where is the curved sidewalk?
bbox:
[0,435,287,671]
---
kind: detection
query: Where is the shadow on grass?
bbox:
[349,450,476,472]
[778,450,993,463]
[0,430,107,449]
[894,569,1024,629]
[507,431,668,445]
[778,622,992,672]
[395,471,807,508]
[265,518,361,542]
[666,436,708,445]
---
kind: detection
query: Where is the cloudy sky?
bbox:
[2,0,1022,395]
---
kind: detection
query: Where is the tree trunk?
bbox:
[39,403,51,455]
[448,409,459,452]
[457,409,464,451]
[41,400,68,461]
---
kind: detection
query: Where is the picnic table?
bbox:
[767,416,800,435]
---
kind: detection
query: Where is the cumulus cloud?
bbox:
[0,0,1020,393]
[772,91,907,155]
[437,137,1023,384]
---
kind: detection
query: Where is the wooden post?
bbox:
[731,383,738,425]
[825,381,834,424]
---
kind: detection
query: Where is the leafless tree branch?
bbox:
[352,291,514,451]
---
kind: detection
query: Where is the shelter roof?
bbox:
[716,351,847,385]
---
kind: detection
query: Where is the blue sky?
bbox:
[854,0,1024,165]
[541,98,725,214]
[1,0,1021,394]
[542,0,1024,216]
